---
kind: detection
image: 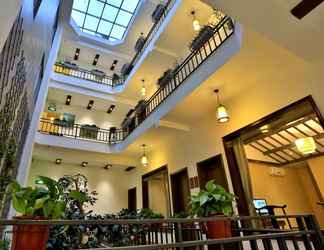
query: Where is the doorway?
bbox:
[142,166,171,217]
[197,155,228,190]
[170,168,190,214]
[223,96,324,229]
[128,187,137,211]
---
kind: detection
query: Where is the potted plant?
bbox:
[189,25,214,51]
[189,180,236,239]
[8,176,66,250]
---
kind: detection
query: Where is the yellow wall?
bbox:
[248,162,313,216]
[248,161,324,228]
[308,156,324,199]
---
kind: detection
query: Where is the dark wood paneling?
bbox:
[171,168,190,213]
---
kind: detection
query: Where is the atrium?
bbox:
[0,0,324,249]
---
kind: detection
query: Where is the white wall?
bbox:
[28,159,134,214]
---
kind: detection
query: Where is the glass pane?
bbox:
[83,29,96,35]
[108,0,123,8]
[102,4,119,22]
[87,0,104,17]
[110,25,126,39]
[121,0,140,13]
[84,15,99,31]
[71,10,86,27]
[97,20,113,35]
[73,0,89,12]
[115,10,132,27]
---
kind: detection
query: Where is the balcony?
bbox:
[1,214,323,249]
[44,17,240,151]
[38,119,127,144]
[55,0,181,92]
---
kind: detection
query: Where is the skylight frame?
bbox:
[71,0,141,42]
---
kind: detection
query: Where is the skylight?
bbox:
[71,0,141,42]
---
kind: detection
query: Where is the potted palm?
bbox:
[189,180,236,239]
[8,176,66,250]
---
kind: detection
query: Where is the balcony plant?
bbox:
[8,176,67,250]
[189,25,214,51]
[189,180,235,239]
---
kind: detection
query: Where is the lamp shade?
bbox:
[193,19,201,31]
[141,155,148,167]
[295,137,316,154]
[141,86,146,97]
[217,105,230,123]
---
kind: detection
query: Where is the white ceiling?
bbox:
[201,0,324,63]
[46,88,133,124]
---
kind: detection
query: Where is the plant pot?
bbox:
[206,216,231,239]
[11,216,50,250]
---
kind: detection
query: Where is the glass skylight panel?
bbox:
[71,0,141,41]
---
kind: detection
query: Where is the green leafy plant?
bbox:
[8,176,66,218]
[0,238,10,250]
[138,208,164,219]
[172,211,191,218]
[190,180,236,217]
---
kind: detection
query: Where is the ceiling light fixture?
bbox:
[74,48,80,60]
[55,158,62,165]
[214,89,230,123]
[66,95,72,105]
[141,144,148,167]
[81,161,88,167]
[260,125,270,133]
[104,164,112,170]
[107,104,116,114]
[93,54,100,66]
[140,79,146,98]
[295,137,317,154]
[87,100,94,110]
[191,10,201,31]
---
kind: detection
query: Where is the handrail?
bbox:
[38,119,128,144]
[1,214,323,249]
[54,63,117,87]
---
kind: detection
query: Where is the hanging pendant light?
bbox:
[141,144,148,167]
[295,137,316,154]
[191,10,201,31]
[140,79,146,98]
[214,89,230,123]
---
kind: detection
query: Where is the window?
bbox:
[71,0,141,41]
[33,0,43,18]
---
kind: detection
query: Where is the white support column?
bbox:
[16,24,64,185]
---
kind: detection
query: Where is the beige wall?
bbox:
[28,160,133,214]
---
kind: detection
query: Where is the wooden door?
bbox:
[197,155,228,190]
[128,187,137,211]
[171,168,190,214]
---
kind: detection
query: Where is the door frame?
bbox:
[222,95,324,216]
[170,167,190,214]
[141,165,172,215]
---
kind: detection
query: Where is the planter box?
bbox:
[152,4,166,23]
[189,25,214,51]
[80,125,99,139]
[121,63,134,77]
[157,69,174,88]
[134,36,146,53]
[11,216,49,250]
